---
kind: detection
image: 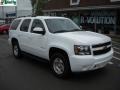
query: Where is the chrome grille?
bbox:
[92,42,111,55]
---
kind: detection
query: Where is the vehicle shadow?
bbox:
[19,54,50,70]
[70,68,108,80]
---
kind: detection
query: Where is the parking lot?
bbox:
[0,35,120,90]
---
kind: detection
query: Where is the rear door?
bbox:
[18,19,32,52]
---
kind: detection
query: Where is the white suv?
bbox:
[9,16,113,78]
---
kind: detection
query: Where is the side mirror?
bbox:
[33,27,45,35]
[79,26,82,30]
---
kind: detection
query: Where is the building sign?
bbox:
[110,0,120,2]
[6,12,16,18]
[0,0,2,5]
[70,0,80,5]
[80,16,116,24]
[0,0,17,6]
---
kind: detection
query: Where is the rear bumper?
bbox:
[69,49,113,72]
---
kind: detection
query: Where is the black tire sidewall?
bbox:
[12,42,21,58]
[50,53,71,78]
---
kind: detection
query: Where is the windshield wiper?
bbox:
[70,29,81,32]
[53,29,81,33]
[54,30,70,33]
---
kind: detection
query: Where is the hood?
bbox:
[57,31,111,45]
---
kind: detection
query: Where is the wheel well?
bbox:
[49,47,69,60]
[11,38,18,45]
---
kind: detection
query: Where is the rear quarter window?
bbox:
[20,19,31,32]
[10,19,21,30]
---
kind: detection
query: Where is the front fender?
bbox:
[48,43,72,57]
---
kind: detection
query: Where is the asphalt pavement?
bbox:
[0,35,120,90]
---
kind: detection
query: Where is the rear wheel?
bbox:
[50,53,71,78]
[12,41,22,58]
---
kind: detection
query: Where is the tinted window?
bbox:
[10,19,21,30]
[20,19,31,32]
[31,19,45,33]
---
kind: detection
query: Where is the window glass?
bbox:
[20,19,31,32]
[10,19,21,30]
[31,19,44,33]
[72,0,78,3]
[45,19,81,33]
[70,0,80,5]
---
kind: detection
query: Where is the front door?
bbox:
[28,19,48,59]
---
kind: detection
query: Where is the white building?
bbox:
[0,0,32,18]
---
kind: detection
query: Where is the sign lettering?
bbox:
[80,16,116,24]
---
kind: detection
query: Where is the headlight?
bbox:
[74,45,91,55]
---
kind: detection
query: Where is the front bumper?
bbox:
[69,49,113,72]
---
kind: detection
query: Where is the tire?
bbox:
[12,41,22,58]
[50,53,71,78]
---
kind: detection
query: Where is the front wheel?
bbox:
[50,53,71,78]
[12,41,22,58]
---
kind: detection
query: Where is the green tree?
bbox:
[31,0,36,7]
[2,0,7,4]
[31,0,48,16]
[31,0,36,15]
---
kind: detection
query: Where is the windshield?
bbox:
[45,18,81,33]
